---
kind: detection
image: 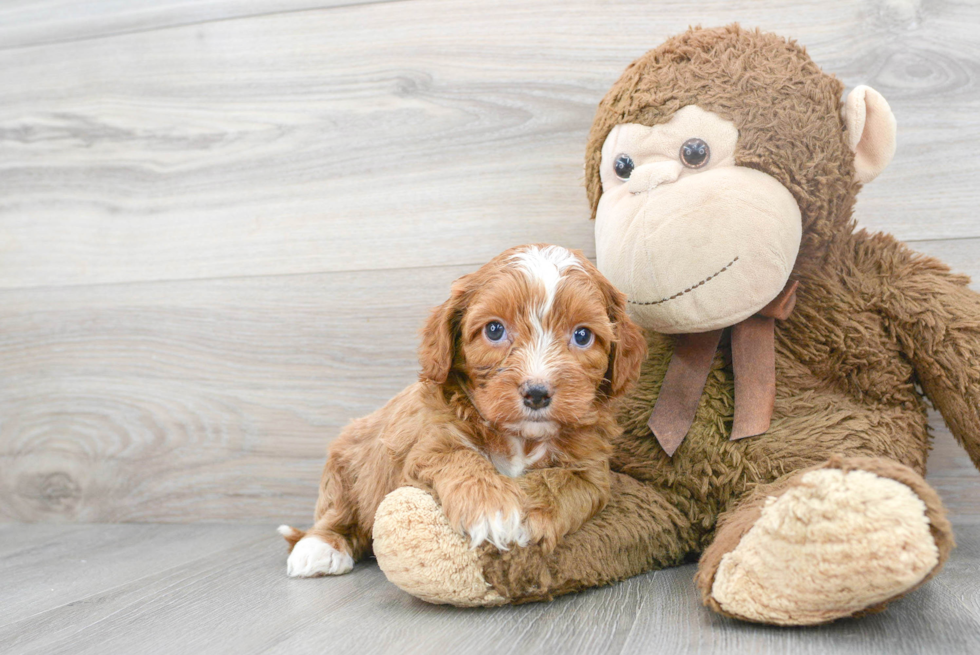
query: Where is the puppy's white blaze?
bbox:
[286,536,354,577]
[522,326,561,382]
[512,246,579,384]
[511,245,582,318]
[466,509,530,550]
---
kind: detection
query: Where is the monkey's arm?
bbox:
[884,247,980,469]
[517,459,611,553]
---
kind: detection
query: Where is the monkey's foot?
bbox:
[372,486,507,607]
[697,457,954,626]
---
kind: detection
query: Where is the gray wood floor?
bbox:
[2,0,980,652]
[2,519,980,654]
[3,424,980,655]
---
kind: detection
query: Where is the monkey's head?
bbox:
[586,25,896,333]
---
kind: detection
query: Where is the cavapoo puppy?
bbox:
[279,244,646,577]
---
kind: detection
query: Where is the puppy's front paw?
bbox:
[465,509,530,551]
[286,536,354,577]
[442,481,528,550]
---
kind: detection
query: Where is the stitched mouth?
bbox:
[627,256,738,306]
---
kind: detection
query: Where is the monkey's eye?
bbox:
[680,138,710,168]
[571,326,594,348]
[484,321,507,343]
[613,154,635,180]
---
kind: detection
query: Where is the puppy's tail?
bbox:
[277,524,306,550]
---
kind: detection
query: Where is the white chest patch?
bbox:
[491,435,549,478]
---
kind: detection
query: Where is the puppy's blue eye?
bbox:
[572,327,593,347]
[614,154,634,180]
[485,321,506,342]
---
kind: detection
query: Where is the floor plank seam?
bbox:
[0,0,421,54]
[904,235,980,245]
[615,578,649,655]
[0,257,511,294]
[0,237,973,294]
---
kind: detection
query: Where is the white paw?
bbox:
[286,536,354,577]
[465,510,530,550]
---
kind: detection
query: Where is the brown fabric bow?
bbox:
[647,281,799,457]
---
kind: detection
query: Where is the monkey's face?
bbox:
[595,106,802,334]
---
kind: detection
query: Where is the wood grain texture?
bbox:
[0,264,467,522]
[0,523,264,626]
[3,1,980,648]
[0,0,979,527]
[2,242,977,523]
[1,0,979,288]
[0,0,394,50]
[1,522,980,654]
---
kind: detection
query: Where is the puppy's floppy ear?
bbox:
[418,273,475,384]
[601,277,647,397]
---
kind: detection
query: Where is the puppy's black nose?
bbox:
[522,384,552,409]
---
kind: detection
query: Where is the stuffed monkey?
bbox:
[370,25,980,625]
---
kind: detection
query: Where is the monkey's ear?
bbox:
[418,275,472,384]
[843,85,897,184]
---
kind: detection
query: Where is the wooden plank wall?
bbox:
[1,0,978,522]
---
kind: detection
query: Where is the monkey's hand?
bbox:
[517,464,610,554]
[885,248,980,470]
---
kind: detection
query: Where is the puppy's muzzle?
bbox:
[521,383,553,410]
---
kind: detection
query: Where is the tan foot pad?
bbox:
[372,486,506,607]
[711,469,940,625]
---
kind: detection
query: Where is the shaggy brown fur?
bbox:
[282,245,646,562]
[465,25,980,619]
[585,24,858,273]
